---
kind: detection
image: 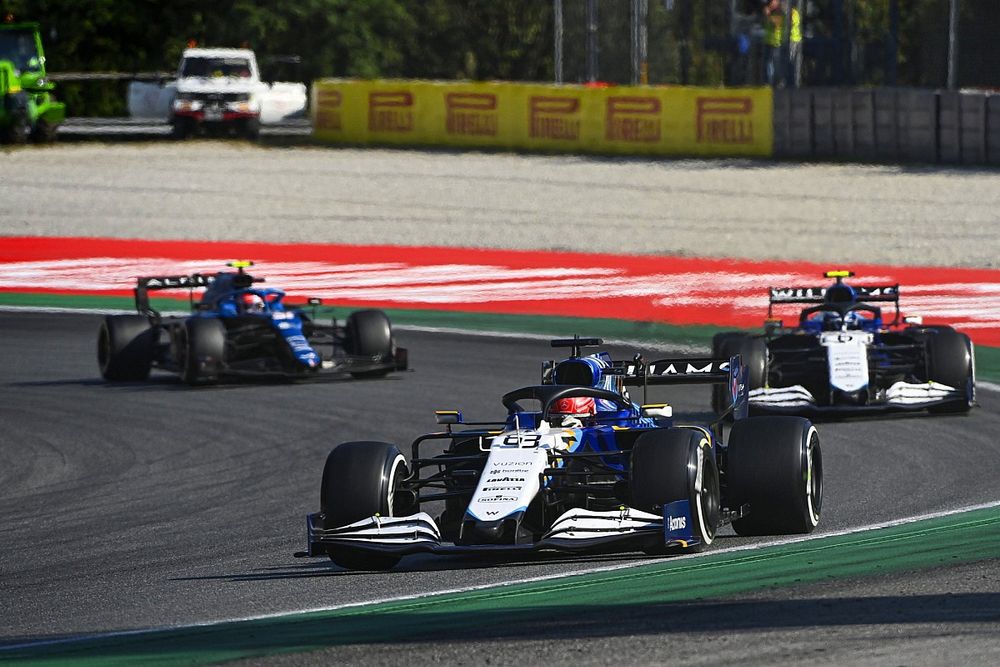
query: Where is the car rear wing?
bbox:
[609,355,749,420]
[767,284,901,323]
[134,274,214,317]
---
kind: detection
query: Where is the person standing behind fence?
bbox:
[762,0,802,87]
[787,3,802,88]
[763,0,783,85]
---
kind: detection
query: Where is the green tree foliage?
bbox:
[2,0,999,115]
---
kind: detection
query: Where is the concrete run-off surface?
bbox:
[0,143,998,268]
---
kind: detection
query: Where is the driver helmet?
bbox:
[241,292,265,313]
[551,397,596,426]
[552,396,597,415]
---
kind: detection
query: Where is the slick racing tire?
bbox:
[180,318,226,385]
[97,315,154,381]
[630,428,720,554]
[910,326,975,414]
[345,309,394,379]
[320,441,414,570]
[727,416,822,536]
[711,332,766,416]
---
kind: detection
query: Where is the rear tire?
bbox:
[911,326,975,414]
[171,117,193,139]
[30,119,58,143]
[2,112,30,144]
[345,309,394,378]
[97,315,154,381]
[180,318,226,385]
[320,441,412,570]
[630,429,720,553]
[727,416,822,535]
[712,332,766,415]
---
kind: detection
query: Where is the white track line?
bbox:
[3,499,999,653]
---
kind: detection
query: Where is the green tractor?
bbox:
[1,21,65,144]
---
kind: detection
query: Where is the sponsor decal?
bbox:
[445,93,498,137]
[488,468,531,475]
[529,96,581,140]
[315,89,342,131]
[482,486,522,492]
[652,361,727,376]
[368,91,414,132]
[605,97,661,143]
[695,97,753,144]
[479,496,518,503]
[485,477,525,484]
[491,462,534,468]
[668,515,687,531]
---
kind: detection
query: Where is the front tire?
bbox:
[630,429,720,553]
[911,326,975,414]
[180,318,226,385]
[727,416,822,535]
[320,441,412,570]
[97,315,154,381]
[345,309,394,379]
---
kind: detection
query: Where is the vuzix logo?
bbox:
[695,97,753,144]
[445,93,497,137]
[605,96,661,142]
[315,89,342,130]
[668,515,687,531]
[529,96,581,140]
[368,91,414,132]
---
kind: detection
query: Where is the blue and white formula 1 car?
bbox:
[97,261,406,385]
[711,271,975,416]
[300,337,823,570]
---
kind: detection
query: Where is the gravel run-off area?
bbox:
[1,142,998,268]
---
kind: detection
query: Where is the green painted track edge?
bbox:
[2,505,998,665]
[1,292,999,383]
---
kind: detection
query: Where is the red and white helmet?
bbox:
[551,396,596,416]
[241,292,265,313]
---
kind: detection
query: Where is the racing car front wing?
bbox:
[749,380,967,415]
[302,504,699,559]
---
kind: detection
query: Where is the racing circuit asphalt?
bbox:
[1,311,999,660]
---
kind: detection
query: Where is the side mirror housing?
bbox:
[435,410,463,425]
[640,404,672,419]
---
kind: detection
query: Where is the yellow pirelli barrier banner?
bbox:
[312,79,772,157]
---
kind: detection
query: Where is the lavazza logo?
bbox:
[668,515,687,531]
[485,476,525,484]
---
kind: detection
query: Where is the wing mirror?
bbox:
[435,410,463,425]
[640,404,672,418]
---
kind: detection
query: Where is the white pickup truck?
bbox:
[127,47,307,139]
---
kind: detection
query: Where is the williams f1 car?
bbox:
[97,261,407,384]
[711,270,975,415]
[300,337,822,570]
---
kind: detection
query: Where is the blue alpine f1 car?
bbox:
[97,261,407,385]
[711,270,975,415]
[300,337,823,570]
